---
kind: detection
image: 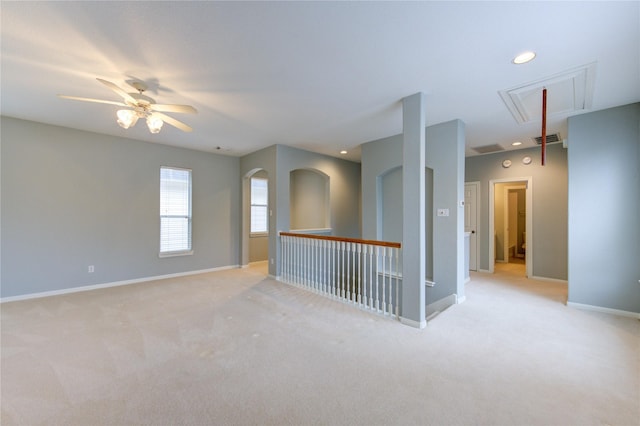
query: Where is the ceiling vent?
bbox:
[533,133,562,145]
[499,62,597,124]
[472,144,505,154]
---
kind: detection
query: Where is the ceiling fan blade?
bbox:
[58,95,127,107]
[151,104,198,114]
[96,78,138,105]
[154,112,193,132]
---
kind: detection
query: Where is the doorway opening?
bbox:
[489,177,532,277]
[242,168,269,271]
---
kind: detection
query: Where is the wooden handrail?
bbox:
[280,232,401,248]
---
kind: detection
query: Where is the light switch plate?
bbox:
[437,208,449,217]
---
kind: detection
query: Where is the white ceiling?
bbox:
[2,1,638,162]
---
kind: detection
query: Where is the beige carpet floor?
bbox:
[1,262,638,426]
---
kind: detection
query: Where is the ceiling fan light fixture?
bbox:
[116,109,138,129]
[60,78,195,133]
[147,115,164,134]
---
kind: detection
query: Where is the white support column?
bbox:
[401,92,427,328]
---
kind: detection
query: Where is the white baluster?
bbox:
[336,241,340,298]
[286,236,290,282]
[346,242,351,302]
[369,245,374,310]
[336,241,344,299]
[320,239,325,294]
[356,243,362,305]
[312,239,317,291]
[288,236,292,283]
[293,237,297,284]
[388,246,393,315]
[328,240,332,296]
[340,241,345,299]
[361,244,367,307]
[298,237,302,286]
[375,246,380,311]
[382,246,387,315]
[351,243,356,302]
[308,238,313,290]
[308,238,312,289]
[298,236,302,285]
[315,239,320,292]
[282,235,287,282]
[345,241,349,300]
[394,246,400,318]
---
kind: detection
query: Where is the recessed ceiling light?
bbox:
[512,141,522,146]
[340,150,348,155]
[512,51,536,64]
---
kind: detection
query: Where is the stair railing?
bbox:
[280,232,402,319]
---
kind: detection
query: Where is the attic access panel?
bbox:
[499,62,597,124]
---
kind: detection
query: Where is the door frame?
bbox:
[503,184,526,263]
[465,181,480,272]
[489,177,532,277]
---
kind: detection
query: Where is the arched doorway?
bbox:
[242,169,269,269]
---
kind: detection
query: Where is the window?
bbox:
[160,167,192,256]
[250,177,268,235]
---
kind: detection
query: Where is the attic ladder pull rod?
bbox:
[541,87,547,166]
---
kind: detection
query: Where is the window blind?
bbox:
[250,177,268,234]
[160,167,192,254]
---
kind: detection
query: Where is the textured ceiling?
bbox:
[2,1,638,162]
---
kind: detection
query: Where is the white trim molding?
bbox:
[0,265,239,303]
[567,302,640,319]
[400,316,427,329]
[531,275,568,284]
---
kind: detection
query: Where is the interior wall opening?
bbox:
[289,168,330,233]
[242,168,269,268]
[489,177,533,278]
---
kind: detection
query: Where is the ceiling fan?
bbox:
[58,78,197,133]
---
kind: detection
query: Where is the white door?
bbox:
[464,183,478,271]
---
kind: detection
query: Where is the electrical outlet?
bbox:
[437,208,450,217]
[88,265,95,273]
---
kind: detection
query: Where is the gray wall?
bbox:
[567,103,640,313]
[465,143,568,279]
[361,119,465,306]
[1,117,240,298]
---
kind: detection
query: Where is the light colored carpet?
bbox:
[2,263,638,425]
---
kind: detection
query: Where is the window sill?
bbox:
[159,250,194,258]
[250,233,269,238]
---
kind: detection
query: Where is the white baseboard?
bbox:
[531,275,568,284]
[477,269,491,273]
[400,316,427,329]
[567,302,640,319]
[456,295,466,304]
[0,265,239,303]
